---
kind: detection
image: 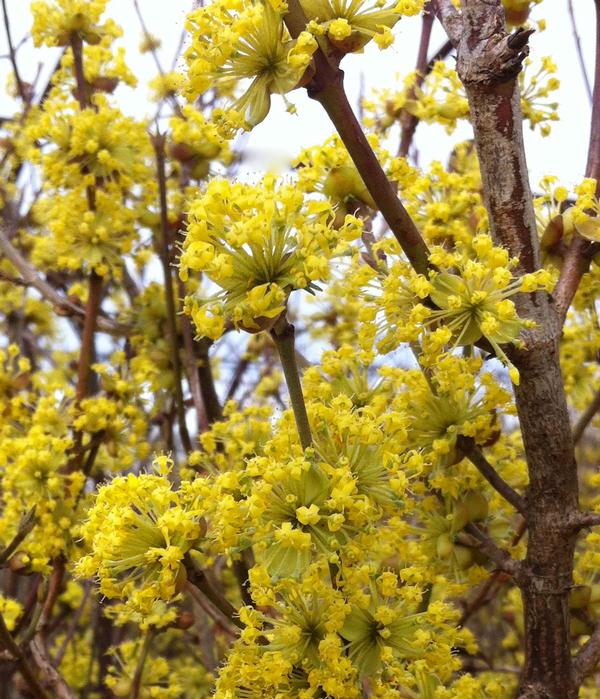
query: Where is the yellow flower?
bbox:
[185,0,316,129]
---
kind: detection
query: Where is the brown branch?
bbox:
[457,437,527,516]
[553,237,599,325]
[573,621,600,683]
[283,0,431,275]
[152,131,192,453]
[184,556,243,630]
[0,614,49,699]
[571,511,600,532]
[553,0,600,322]
[431,0,462,46]
[572,386,600,444]
[1,0,26,101]
[446,5,581,696]
[398,4,435,157]
[196,337,223,424]
[29,561,74,699]
[0,226,128,335]
[463,522,521,577]
[567,0,593,103]
[455,2,538,273]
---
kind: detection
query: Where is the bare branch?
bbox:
[573,621,600,683]
[1,0,26,101]
[0,226,128,336]
[399,4,435,157]
[0,614,49,699]
[572,386,600,444]
[463,522,522,577]
[568,0,593,103]
[457,437,527,517]
[570,511,600,532]
[553,236,600,325]
[553,0,600,323]
[283,0,432,274]
[454,0,538,273]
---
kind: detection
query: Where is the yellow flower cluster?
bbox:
[301,0,423,52]
[77,458,209,614]
[179,175,362,339]
[31,0,120,47]
[185,0,317,130]
[365,56,559,137]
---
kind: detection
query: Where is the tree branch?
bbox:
[567,0,593,103]
[431,0,463,46]
[572,386,600,444]
[457,436,527,517]
[553,0,600,322]
[573,620,600,683]
[1,0,26,101]
[463,522,521,577]
[454,0,538,273]
[0,614,49,699]
[0,226,128,336]
[398,4,435,157]
[283,0,432,275]
[153,131,192,453]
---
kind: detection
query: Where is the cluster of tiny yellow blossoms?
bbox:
[300,0,423,52]
[2,0,598,697]
[77,456,209,614]
[356,233,553,383]
[185,0,317,130]
[179,175,362,339]
[365,56,559,137]
[31,0,121,47]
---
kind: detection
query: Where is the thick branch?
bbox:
[456,1,538,273]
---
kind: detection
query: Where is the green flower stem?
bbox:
[271,319,312,451]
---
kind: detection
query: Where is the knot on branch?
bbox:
[457,26,534,86]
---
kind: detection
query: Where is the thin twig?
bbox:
[463,523,521,577]
[399,4,435,157]
[153,131,193,453]
[0,614,50,699]
[0,226,127,335]
[457,437,527,517]
[1,0,26,101]
[271,317,312,450]
[568,0,593,104]
[573,386,600,444]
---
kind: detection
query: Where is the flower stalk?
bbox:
[271,317,312,450]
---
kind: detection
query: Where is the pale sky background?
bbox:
[0,0,596,190]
